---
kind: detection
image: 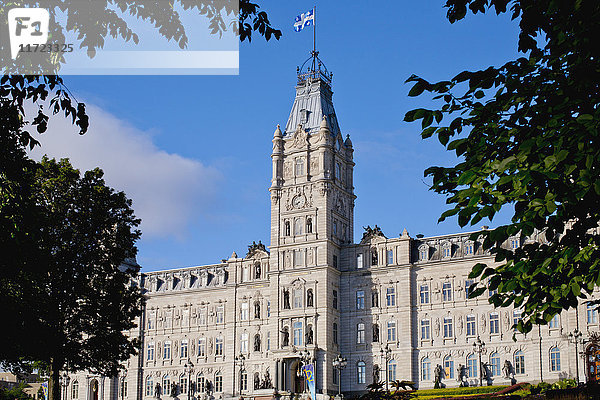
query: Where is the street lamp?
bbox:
[568,329,584,384]
[234,354,246,396]
[379,344,392,391]
[473,336,485,387]
[120,370,127,400]
[332,354,347,397]
[184,360,194,400]
[298,349,312,394]
[60,371,70,400]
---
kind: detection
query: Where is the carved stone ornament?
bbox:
[292,124,308,149]
[361,225,386,244]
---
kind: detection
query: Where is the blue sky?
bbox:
[34,1,522,271]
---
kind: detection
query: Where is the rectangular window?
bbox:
[163,341,171,360]
[335,162,341,180]
[443,317,453,338]
[198,308,206,325]
[293,321,303,347]
[240,372,247,391]
[442,282,452,302]
[333,254,338,269]
[267,301,271,317]
[215,375,223,392]
[333,290,338,310]
[387,321,397,342]
[549,314,560,329]
[333,221,338,236]
[587,304,598,324]
[180,339,188,358]
[241,333,248,353]
[165,311,172,328]
[333,323,338,345]
[293,289,303,308]
[420,319,430,339]
[465,279,474,299]
[294,250,303,266]
[466,315,476,336]
[295,158,304,176]
[147,342,155,361]
[513,310,522,330]
[465,242,474,255]
[490,313,500,334]
[198,338,206,357]
[241,302,248,321]
[387,250,394,264]
[357,363,366,384]
[356,290,365,310]
[267,331,271,351]
[215,337,223,356]
[357,323,365,344]
[386,287,396,307]
[216,305,224,324]
[357,254,364,269]
[147,316,154,330]
[372,290,379,308]
[510,238,520,249]
[420,285,429,304]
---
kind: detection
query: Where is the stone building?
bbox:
[66,57,600,400]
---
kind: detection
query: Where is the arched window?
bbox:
[295,158,304,176]
[421,357,431,380]
[443,355,454,379]
[214,372,223,392]
[197,374,205,393]
[514,351,525,374]
[490,352,500,376]
[306,218,313,233]
[357,361,366,384]
[294,218,303,235]
[418,245,429,261]
[467,354,478,378]
[284,221,290,236]
[71,381,79,400]
[307,289,314,307]
[388,360,397,382]
[162,375,170,396]
[145,376,153,397]
[550,347,561,371]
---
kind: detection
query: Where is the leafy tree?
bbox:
[0,383,33,400]
[1,155,143,400]
[404,0,600,332]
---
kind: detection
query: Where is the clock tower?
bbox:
[268,53,355,393]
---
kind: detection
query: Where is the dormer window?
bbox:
[510,238,520,249]
[464,241,474,255]
[335,162,341,180]
[418,244,429,261]
[442,242,452,258]
[300,109,309,124]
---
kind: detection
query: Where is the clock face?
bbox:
[292,195,306,209]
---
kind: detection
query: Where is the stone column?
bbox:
[275,360,280,390]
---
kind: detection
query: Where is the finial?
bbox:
[274,124,282,138]
[344,134,353,147]
[320,115,329,130]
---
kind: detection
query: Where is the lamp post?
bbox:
[120,370,127,400]
[184,360,194,400]
[234,354,246,396]
[60,371,70,400]
[299,349,312,394]
[473,336,485,387]
[379,344,392,391]
[332,354,347,397]
[568,329,584,384]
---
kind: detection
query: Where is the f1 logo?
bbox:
[8,8,49,60]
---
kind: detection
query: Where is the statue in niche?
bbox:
[282,327,289,347]
[255,263,261,279]
[254,373,260,390]
[283,289,290,309]
[262,369,273,389]
[373,324,380,342]
[373,365,380,383]
[307,289,314,307]
[254,302,261,319]
[154,383,161,398]
[306,325,313,345]
[254,334,261,352]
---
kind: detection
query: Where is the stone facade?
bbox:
[65,64,600,400]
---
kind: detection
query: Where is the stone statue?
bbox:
[255,263,261,279]
[262,369,272,389]
[456,364,465,383]
[482,363,490,381]
[361,225,386,243]
[502,360,512,379]
[306,325,314,345]
[434,318,441,337]
[254,302,261,319]
[254,373,260,390]
[154,383,161,398]
[254,334,261,352]
[282,328,289,347]
[373,365,380,383]
[373,324,380,343]
[307,289,314,307]
[247,241,267,258]
[170,382,177,398]
[283,289,290,309]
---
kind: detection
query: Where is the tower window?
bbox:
[294,218,303,235]
[295,158,305,176]
[306,217,313,233]
[284,221,291,236]
[335,162,341,180]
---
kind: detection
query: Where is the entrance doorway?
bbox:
[90,379,99,400]
[292,360,305,394]
[586,343,600,382]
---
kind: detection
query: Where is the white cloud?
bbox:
[28,103,221,239]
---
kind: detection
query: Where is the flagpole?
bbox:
[313,5,317,56]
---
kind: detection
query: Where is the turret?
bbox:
[271,124,284,188]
